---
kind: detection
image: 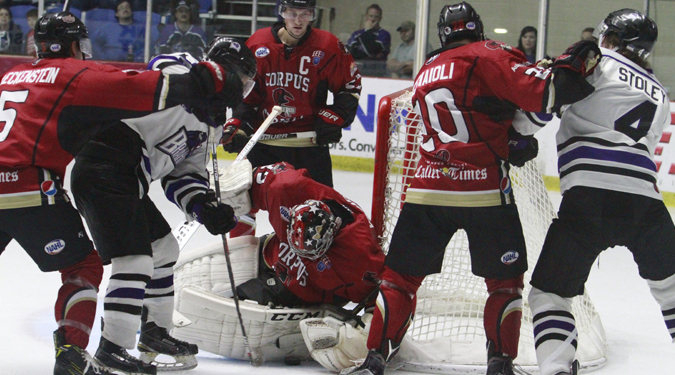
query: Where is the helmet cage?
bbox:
[287,200,342,260]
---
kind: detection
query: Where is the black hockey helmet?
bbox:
[279,0,317,21]
[34,11,92,59]
[205,37,257,97]
[593,8,657,60]
[438,2,485,47]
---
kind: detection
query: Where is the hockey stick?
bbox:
[62,0,72,12]
[210,139,265,367]
[258,131,317,142]
[171,105,283,250]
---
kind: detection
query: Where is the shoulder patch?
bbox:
[255,47,270,58]
[484,40,512,51]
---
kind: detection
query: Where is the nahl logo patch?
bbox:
[255,47,270,58]
[45,239,66,255]
[280,206,291,222]
[501,251,519,265]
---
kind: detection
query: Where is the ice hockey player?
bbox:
[70,37,255,374]
[172,161,384,371]
[221,0,362,238]
[528,9,674,375]
[0,11,235,375]
[339,2,602,375]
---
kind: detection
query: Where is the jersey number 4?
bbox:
[0,90,30,142]
[615,100,657,142]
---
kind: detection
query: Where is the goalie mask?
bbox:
[287,200,342,260]
[592,8,657,60]
[438,2,485,47]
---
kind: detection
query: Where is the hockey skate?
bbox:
[94,337,157,375]
[137,320,198,371]
[555,360,580,375]
[54,330,113,375]
[338,349,386,375]
[486,340,517,375]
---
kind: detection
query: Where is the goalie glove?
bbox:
[507,127,539,168]
[299,313,372,372]
[551,40,601,77]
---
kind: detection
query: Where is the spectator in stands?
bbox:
[72,0,144,12]
[0,6,22,54]
[516,25,537,64]
[23,7,36,57]
[155,0,206,60]
[347,4,390,77]
[386,21,431,79]
[580,26,597,42]
[91,0,158,62]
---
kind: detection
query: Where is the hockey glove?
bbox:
[551,40,601,77]
[187,192,237,235]
[507,127,538,168]
[222,118,252,154]
[190,62,244,108]
[314,109,345,146]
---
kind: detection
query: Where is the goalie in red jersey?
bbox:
[172,161,384,370]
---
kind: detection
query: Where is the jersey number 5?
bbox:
[0,90,30,142]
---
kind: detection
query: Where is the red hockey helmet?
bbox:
[287,200,341,260]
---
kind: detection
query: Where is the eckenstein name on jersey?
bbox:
[1,67,60,85]
[617,66,667,103]
[266,72,310,92]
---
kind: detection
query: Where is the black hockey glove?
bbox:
[314,119,342,145]
[551,40,601,77]
[187,192,237,235]
[189,62,244,108]
[507,127,538,168]
[221,118,252,154]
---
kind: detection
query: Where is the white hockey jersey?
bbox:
[123,53,214,217]
[556,47,671,200]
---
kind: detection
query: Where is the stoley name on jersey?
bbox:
[412,61,455,93]
[266,72,310,92]
[277,242,309,287]
[1,67,60,85]
[617,66,667,103]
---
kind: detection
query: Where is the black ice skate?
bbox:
[338,349,386,375]
[94,336,157,375]
[486,340,519,375]
[54,330,113,375]
[137,320,198,371]
[555,360,580,375]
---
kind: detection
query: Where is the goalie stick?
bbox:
[171,106,283,250]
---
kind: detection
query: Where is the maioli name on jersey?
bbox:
[1,67,60,85]
[413,62,454,92]
[616,66,667,103]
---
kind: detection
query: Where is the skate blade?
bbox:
[138,352,198,372]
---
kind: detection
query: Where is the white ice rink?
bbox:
[1,166,674,374]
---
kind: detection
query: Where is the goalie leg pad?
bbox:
[646,273,675,342]
[529,287,577,375]
[174,235,259,300]
[300,314,372,372]
[484,276,524,359]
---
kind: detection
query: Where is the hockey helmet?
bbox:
[593,8,657,60]
[34,12,92,59]
[287,200,342,260]
[205,37,257,98]
[279,0,316,21]
[437,2,485,47]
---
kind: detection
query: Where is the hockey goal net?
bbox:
[371,88,607,374]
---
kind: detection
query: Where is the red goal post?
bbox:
[370,88,607,374]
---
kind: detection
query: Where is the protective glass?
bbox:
[281,8,316,22]
[80,38,93,58]
[238,71,255,98]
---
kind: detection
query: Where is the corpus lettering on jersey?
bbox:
[1,67,60,85]
[265,72,310,92]
[617,66,666,103]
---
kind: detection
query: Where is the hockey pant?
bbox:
[56,250,103,349]
[229,208,258,238]
[103,233,179,349]
[484,276,524,360]
[366,266,424,362]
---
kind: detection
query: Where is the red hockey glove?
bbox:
[551,40,601,77]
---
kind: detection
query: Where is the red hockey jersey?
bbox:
[242,25,362,135]
[250,162,383,305]
[407,40,553,208]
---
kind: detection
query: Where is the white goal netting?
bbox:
[371,89,607,374]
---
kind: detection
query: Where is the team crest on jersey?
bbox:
[316,256,332,272]
[500,176,512,194]
[312,51,324,65]
[41,180,57,196]
[255,47,270,58]
[425,54,439,65]
[485,40,511,51]
[273,88,295,107]
[280,206,292,222]
[45,239,66,255]
[156,127,207,166]
[501,251,519,265]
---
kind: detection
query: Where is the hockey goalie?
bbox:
[172,161,385,371]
